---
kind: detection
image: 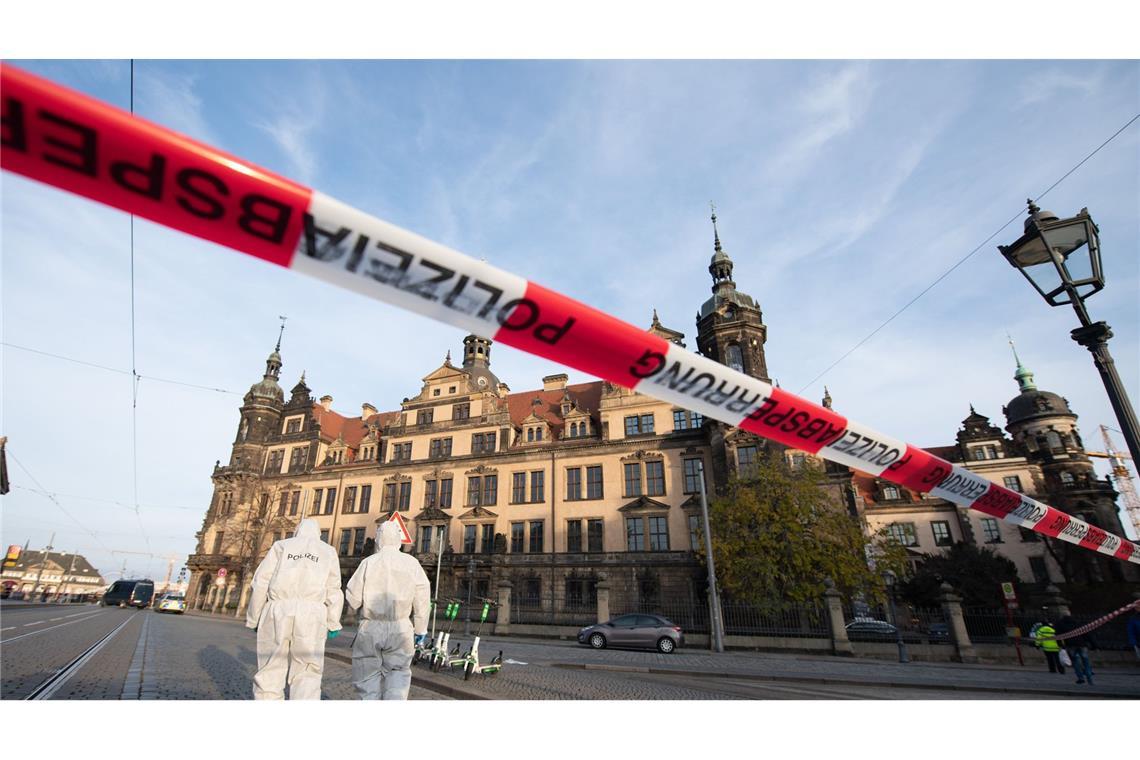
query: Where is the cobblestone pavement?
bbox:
[1,605,136,699]
[131,611,446,700]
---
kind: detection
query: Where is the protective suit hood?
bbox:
[296,518,321,541]
[377,520,403,549]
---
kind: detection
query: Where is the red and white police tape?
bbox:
[2,64,1137,566]
[1049,599,1140,643]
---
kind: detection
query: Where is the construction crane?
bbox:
[111,550,186,592]
[1087,426,1140,540]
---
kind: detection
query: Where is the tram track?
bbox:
[23,615,136,700]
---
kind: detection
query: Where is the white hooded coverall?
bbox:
[345,520,431,700]
[245,518,344,700]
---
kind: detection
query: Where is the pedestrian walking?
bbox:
[245,518,344,700]
[1055,614,1095,685]
[345,521,431,700]
[1033,619,1065,674]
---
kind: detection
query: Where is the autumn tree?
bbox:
[700,448,907,606]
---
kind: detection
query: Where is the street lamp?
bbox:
[464,556,476,635]
[882,570,909,664]
[998,201,1140,468]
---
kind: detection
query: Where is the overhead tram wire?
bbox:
[8,450,113,554]
[12,485,203,512]
[797,111,1140,396]
[1,342,241,395]
[129,59,149,553]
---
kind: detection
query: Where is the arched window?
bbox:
[536,427,543,441]
[527,428,534,442]
[726,344,744,373]
[570,422,579,437]
[1046,431,1063,450]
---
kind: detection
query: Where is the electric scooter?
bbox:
[449,598,504,680]
[429,600,462,672]
[412,600,436,665]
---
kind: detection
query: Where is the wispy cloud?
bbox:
[133,68,216,145]
[1018,67,1105,107]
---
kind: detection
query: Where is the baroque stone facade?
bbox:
[186,217,1137,616]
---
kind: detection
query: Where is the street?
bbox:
[3,601,1137,699]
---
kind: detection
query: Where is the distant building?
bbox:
[187,213,1137,616]
[1,549,105,599]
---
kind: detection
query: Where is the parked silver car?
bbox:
[578,614,684,653]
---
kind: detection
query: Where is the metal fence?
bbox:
[842,603,952,645]
[603,594,830,638]
[509,595,597,628]
[962,607,1134,650]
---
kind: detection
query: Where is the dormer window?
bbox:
[881,484,902,501]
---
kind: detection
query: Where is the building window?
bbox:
[311,488,323,516]
[471,432,496,454]
[419,526,435,554]
[565,578,597,609]
[931,521,952,547]
[981,518,1002,543]
[888,522,918,547]
[359,485,370,514]
[737,445,758,475]
[483,475,497,506]
[527,428,534,442]
[1019,526,1040,543]
[429,438,453,458]
[683,459,703,494]
[673,410,688,430]
[288,447,307,473]
[512,472,527,503]
[339,529,353,556]
[289,490,300,516]
[383,483,397,510]
[691,412,703,428]
[211,531,225,554]
[689,514,701,550]
[648,516,669,551]
[511,522,525,553]
[625,518,645,552]
[265,449,285,474]
[398,482,412,511]
[285,417,302,434]
[529,521,544,553]
[567,520,583,553]
[342,486,357,513]
[463,525,476,553]
[320,529,330,544]
[480,524,494,554]
[1029,556,1050,583]
[726,344,744,372]
[586,465,604,499]
[624,413,656,436]
[1060,472,1075,486]
[530,470,544,503]
[453,403,470,420]
[1003,475,1023,493]
[646,460,665,497]
[439,478,453,508]
[881,485,902,501]
[624,463,642,497]
[588,519,604,552]
[432,388,440,397]
[566,468,582,500]
[276,492,287,517]
[570,422,579,437]
[324,488,337,515]
[416,409,434,426]
[424,479,439,508]
[390,442,412,463]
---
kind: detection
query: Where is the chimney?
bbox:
[319,395,333,411]
[543,373,568,391]
[362,402,377,419]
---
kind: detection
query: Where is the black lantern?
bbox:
[997,199,1140,482]
[998,201,1103,307]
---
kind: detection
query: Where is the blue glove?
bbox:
[415,634,428,647]
[327,630,340,640]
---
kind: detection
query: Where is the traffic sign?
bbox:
[1001,581,1016,600]
[387,512,414,545]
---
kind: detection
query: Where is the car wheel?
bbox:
[589,632,607,649]
[657,637,676,654]
[463,661,474,681]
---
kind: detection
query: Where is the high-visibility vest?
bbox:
[1036,624,1059,652]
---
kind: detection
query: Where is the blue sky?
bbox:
[2,59,1138,581]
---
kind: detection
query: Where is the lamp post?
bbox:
[465,556,476,635]
[883,570,909,663]
[998,201,1140,468]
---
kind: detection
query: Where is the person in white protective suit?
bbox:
[245,518,344,700]
[345,520,431,700]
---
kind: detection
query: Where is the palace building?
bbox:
[185,214,1137,616]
